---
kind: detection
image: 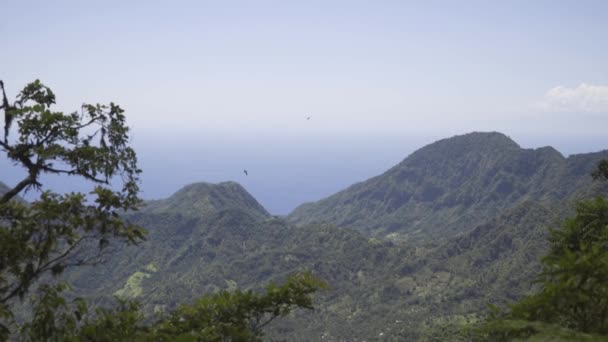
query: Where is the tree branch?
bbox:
[74,118,98,130]
[0,236,87,304]
[40,166,107,184]
[1,175,35,203]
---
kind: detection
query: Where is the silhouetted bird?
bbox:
[243,169,248,176]
[307,116,310,120]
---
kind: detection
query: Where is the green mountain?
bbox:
[287,132,608,242]
[69,181,275,297]
[61,132,608,340]
[67,182,413,338]
[65,184,560,340]
[430,201,553,303]
[142,181,269,218]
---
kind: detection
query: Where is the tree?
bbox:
[0,80,325,341]
[593,160,608,181]
[20,272,326,341]
[0,79,145,337]
[471,159,608,340]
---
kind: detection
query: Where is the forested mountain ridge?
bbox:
[66,182,416,339]
[14,132,608,340]
[287,132,608,243]
[63,181,571,340]
[68,181,279,300]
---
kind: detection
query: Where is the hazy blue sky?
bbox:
[2,1,608,213]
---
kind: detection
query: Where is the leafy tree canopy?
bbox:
[0,79,145,337]
[20,272,326,342]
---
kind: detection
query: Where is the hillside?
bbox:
[68,181,275,297]
[287,132,608,242]
[62,189,565,340]
[62,133,608,340]
[66,182,416,339]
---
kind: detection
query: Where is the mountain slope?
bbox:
[431,201,553,301]
[63,179,570,340]
[69,181,273,296]
[287,132,608,242]
[62,133,608,340]
[66,182,418,339]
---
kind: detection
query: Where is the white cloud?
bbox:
[538,83,608,113]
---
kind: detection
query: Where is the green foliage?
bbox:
[510,197,608,333]
[75,299,143,342]
[0,79,145,337]
[474,161,608,340]
[150,272,327,341]
[17,273,325,342]
[20,284,90,341]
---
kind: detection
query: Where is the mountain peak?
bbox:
[145,181,269,218]
[457,131,516,142]
[288,132,603,242]
[411,131,520,159]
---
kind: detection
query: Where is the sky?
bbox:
[1,1,608,214]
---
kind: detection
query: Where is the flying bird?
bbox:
[243,169,248,176]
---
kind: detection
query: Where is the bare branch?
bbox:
[40,166,107,184]
[74,118,98,130]
[0,175,35,203]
